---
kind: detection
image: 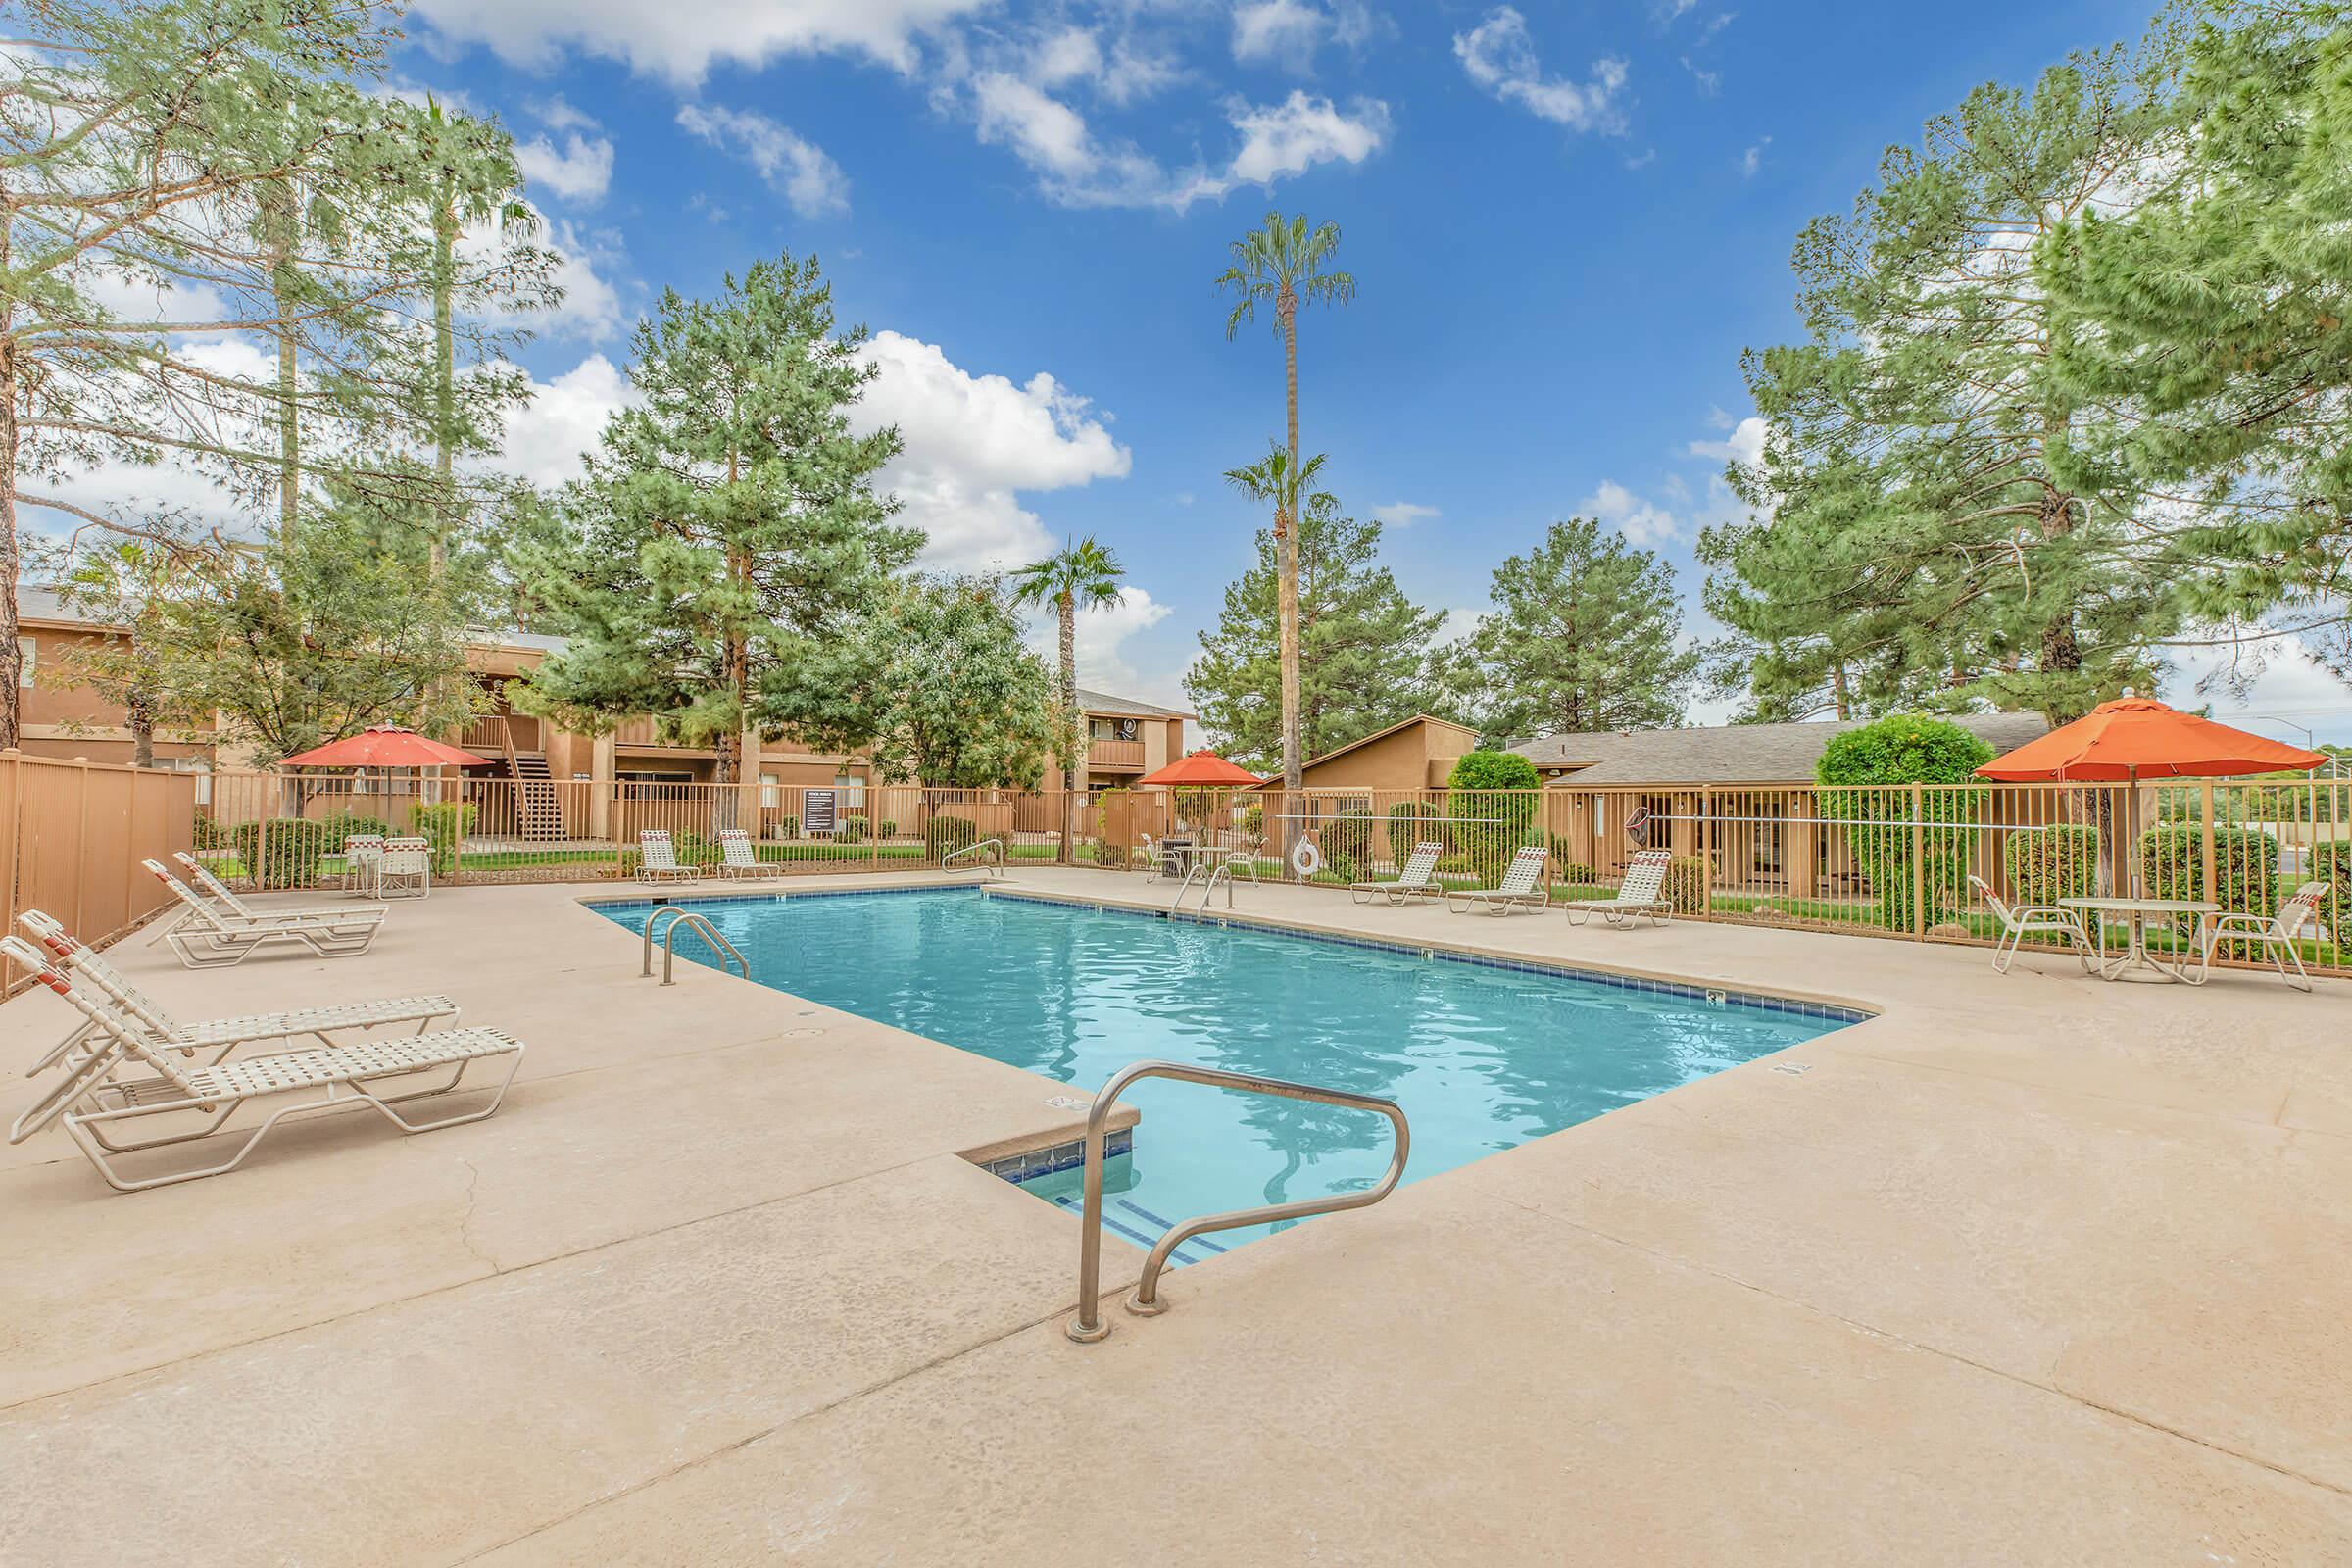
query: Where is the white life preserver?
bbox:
[1290,839,1322,877]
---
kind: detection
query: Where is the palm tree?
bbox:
[1216,212,1355,791]
[1010,536,1126,861]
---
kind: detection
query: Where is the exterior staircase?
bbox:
[508,752,564,842]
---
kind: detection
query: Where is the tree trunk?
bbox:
[1277,287,1301,792]
[263,180,300,544]
[1059,589,1076,865]
[2036,487,2083,724]
[0,193,19,751]
[430,175,457,580]
[127,685,154,770]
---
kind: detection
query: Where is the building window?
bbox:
[760,771,780,808]
[18,636,32,687]
[1091,717,1139,742]
[834,772,865,808]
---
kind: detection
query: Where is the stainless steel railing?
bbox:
[640,906,749,986]
[1066,1060,1410,1343]
[941,837,1005,877]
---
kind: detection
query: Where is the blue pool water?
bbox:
[595,889,1854,1262]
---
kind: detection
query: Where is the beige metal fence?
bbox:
[185,769,2352,976]
[0,750,198,985]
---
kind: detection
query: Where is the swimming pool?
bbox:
[593,888,1858,1263]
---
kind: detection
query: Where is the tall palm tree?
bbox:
[1010,535,1126,861]
[1216,212,1355,791]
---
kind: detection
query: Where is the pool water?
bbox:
[594,889,1853,1263]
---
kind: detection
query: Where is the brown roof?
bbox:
[1074,687,1194,720]
[1512,714,2052,785]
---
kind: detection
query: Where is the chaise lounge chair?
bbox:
[4,935,524,1193]
[1965,874,2094,974]
[18,909,457,1077]
[1352,841,1446,906]
[2192,880,2332,992]
[143,860,387,968]
[715,827,786,880]
[172,850,386,926]
[1563,850,1675,928]
[1446,844,1550,916]
[636,829,702,883]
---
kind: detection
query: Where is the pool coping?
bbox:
[577,879,1879,1027]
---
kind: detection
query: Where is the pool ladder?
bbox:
[941,837,1005,877]
[1066,1061,1410,1343]
[639,906,749,987]
[1168,858,1234,919]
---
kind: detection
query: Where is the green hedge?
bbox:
[836,814,869,844]
[2002,824,2099,906]
[926,814,979,860]
[1664,855,1709,914]
[1815,714,1993,931]
[231,817,334,890]
[772,813,800,841]
[2311,840,2351,947]
[1386,800,1442,863]
[2139,824,2277,940]
[410,802,477,876]
[1321,808,1376,871]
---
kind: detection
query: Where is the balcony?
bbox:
[460,713,542,757]
[1086,738,1146,770]
[613,716,709,751]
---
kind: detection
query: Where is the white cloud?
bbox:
[1580,479,1678,547]
[1687,414,1764,468]
[850,330,1132,571]
[1373,500,1439,527]
[1030,585,1180,707]
[1228,91,1389,184]
[1031,25,1102,87]
[532,96,601,134]
[480,353,635,489]
[409,0,986,85]
[538,220,630,341]
[2168,632,2352,739]
[1454,9,1628,134]
[1434,606,1485,648]
[515,130,614,205]
[1740,139,1765,176]
[675,103,849,216]
[1232,0,1327,65]
[973,73,1100,178]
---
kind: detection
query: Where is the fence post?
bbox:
[452,772,467,883]
[1910,782,1925,940]
[2200,782,2216,908]
[1700,788,1714,919]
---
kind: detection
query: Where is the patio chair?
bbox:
[341,834,384,897]
[715,827,786,880]
[2193,880,2332,992]
[636,828,701,883]
[1446,845,1550,916]
[172,851,383,925]
[1965,874,2095,975]
[1352,841,1445,906]
[1563,850,1675,928]
[375,836,431,899]
[141,860,386,968]
[17,909,457,1078]
[2,936,523,1193]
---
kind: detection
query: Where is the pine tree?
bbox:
[1187,487,1444,769]
[1448,518,1700,738]
[514,254,917,792]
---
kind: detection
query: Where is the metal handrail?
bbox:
[639,906,748,985]
[1066,1060,1409,1343]
[941,837,1005,877]
[1169,856,1236,918]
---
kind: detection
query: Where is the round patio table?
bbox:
[2060,896,2218,983]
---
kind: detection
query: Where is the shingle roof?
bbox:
[1511,714,2053,785]
[1075,687,1193,720]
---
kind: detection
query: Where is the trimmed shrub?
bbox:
[878,818,900,840]
[1323,851,1361,887]
[1238,804,1265,844]
[1387,800,1442,862]
[926,814,979,860]
[1447,749,1541,884]
[2140,824,2277,940]
[2310,840,2351,948]
[1815,713,1993,931]
[1664,855,1710,914]
[409,802,477,876]
[771,813,801,841]
[2002,824,2099,907]
[1554,858,1600,887]
[1320,808,1376,871]
[319,811,392,849]
[232,817,334,890]
[192,808,228,851]
[836,814,869,844]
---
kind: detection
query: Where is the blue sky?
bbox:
[376,0,2352,746]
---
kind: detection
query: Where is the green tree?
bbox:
[1815,713,1995,932]
[1217,212,1356,791]
[2037,0,2352,679]
[1705,28,2184,726]
[837,576,1057,788]
[48,541,211,768]
[1187,485,1445,770]
[1448,518,1700,739]
[1009,535,1124,858]
[514,254,917,797]
[1446,748,1542,884]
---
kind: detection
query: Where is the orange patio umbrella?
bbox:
[1975,696,2325,781]
[279,726,496,769]
[1134,750,1264,788]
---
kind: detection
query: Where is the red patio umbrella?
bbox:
[1976,696,2325,780]
[279,726,495,770]
[1134,750,1265,788]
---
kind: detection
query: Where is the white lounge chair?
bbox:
[341,834,385,897]
[142,860,386,967]
[636,828,701,883]
[1965,874,2094,974]
[715,827,786,880]
[172,851,383,925]
[1446,844,1550,916]
[18,909,457,1077]
[2193,880,2332,992]
[1563,850,1675,928]
[375,835,431,899]
[3,936,523,1193]
[1353,841,1446,906]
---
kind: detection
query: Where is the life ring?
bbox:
[1290,839,1322,877]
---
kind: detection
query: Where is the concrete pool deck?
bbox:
[1,867,2347,1563]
